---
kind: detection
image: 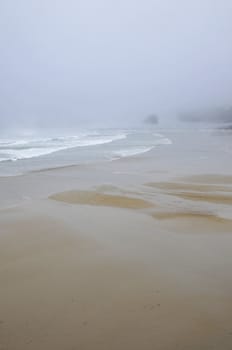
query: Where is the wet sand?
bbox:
[1,200,232,350]
[180,174,232,185]
[1,153,232,349]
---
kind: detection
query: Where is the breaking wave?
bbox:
[0,132,127,162]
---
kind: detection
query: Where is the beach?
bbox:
[0,129,232,349]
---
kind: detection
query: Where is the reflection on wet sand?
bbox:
[180,174,232,184]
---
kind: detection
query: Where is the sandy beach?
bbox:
[1,131,232,350]
[1,0,232,347]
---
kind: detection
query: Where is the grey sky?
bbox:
[0,0,232,129]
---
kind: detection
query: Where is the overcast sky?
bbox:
[0,0,232,130]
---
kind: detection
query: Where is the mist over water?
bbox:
[0,0,232,132]
[0,0,231,173]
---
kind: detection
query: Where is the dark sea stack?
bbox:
[144,114,159,125]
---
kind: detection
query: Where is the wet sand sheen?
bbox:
[180,174,232,184]
[50,190,154,209]
[1,208,232,350]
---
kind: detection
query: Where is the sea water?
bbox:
[0,128,172,176]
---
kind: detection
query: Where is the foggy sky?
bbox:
[0,0,232,130]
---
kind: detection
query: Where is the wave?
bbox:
[154,137,172,145]
[0,130,172,169]
[0,132,127,162]
[110,135,172,159]
[112,146,154,159]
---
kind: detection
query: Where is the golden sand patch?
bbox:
[145,181,232,204]
[152,211,232,233]
[146,182,232,193]
[168,191,232,205]
[50,190,154,209]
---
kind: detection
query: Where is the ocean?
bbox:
[0,128,172,176]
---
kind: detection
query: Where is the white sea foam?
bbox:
[112,146,154,159]
[110,134,172,160]
[0,132,127,162]
[0,130,173,176]
[154,137,172,145]
[153,133,164,138]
